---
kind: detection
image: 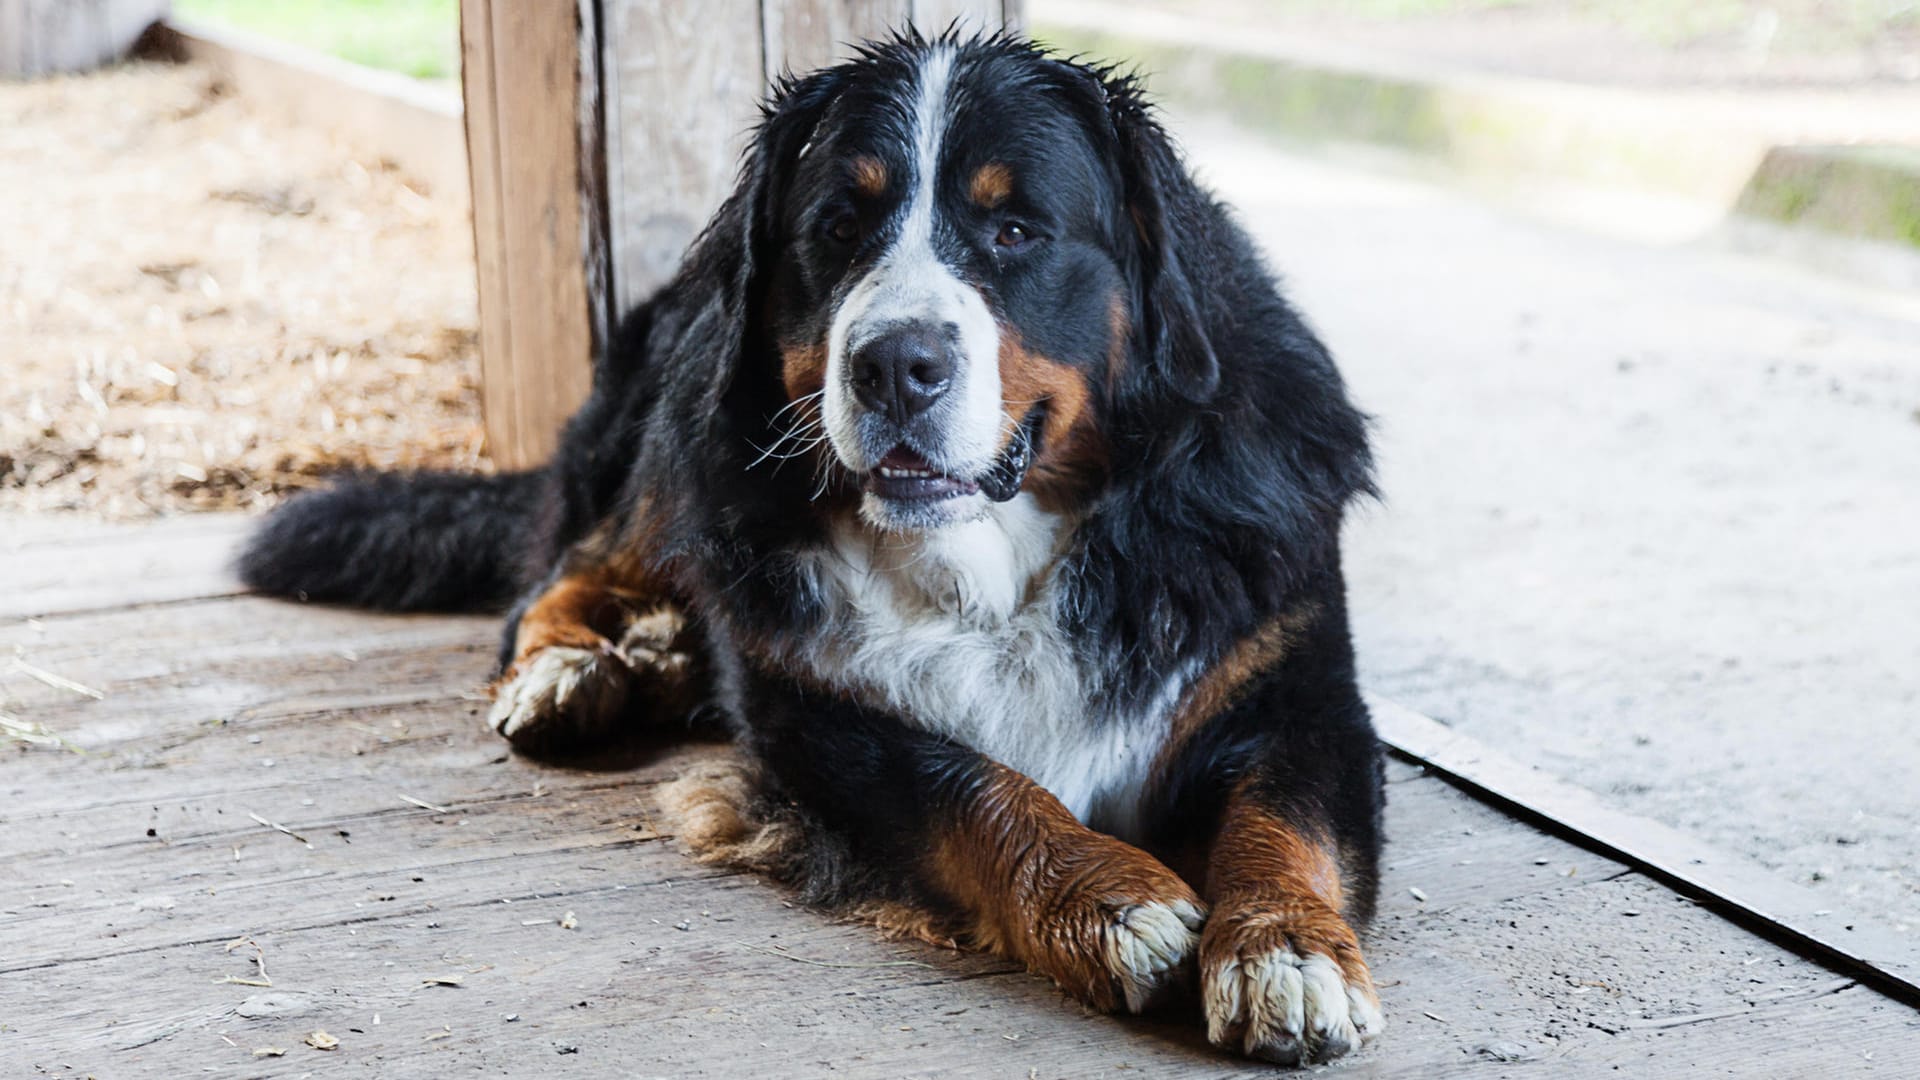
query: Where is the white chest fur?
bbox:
[791,496,1184,836]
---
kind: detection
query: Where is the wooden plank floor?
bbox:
[2,515,1914,1077]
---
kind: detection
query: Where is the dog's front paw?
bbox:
[1020,847,1207,1014]
[612,606,697,695]
[487,644,630,749]
[488,605,700,751]
[1200,897,1383,1065]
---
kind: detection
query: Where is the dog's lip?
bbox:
[862,448,980,502]
[976,406,1044,503]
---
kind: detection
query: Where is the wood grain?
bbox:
[1371,693,1920,1007]
[459,0,598,469]
[4,517,1914,1076]
[598,0,764,317]
[0,516,248,620]
[763,0,911,82]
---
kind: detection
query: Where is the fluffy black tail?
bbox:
[237,470,548,613]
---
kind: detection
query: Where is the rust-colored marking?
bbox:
[1201,788,1377,1001]
[997,335,1092,453]
[969,162,1013,208]
[850,155,888,198]
[1208,791,1348,913]
[996,332,1107,510]
[1151,606,1319,784]
[1105,291,1131,396]
[503,517,668,668]
[508,571,622,663]
[927,761,1203,1013]
[780,341,827,402]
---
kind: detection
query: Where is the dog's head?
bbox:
[727,33,1214,532]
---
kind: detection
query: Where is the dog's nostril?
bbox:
[907,359,949,388]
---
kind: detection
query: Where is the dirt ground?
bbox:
[0,62,487,519]
[1091,0,1920,87]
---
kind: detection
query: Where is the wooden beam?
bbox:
[1368,693,1920,1008]
[157,20,467,206]
[762,0,909,82]
[459,0,599,470]
[599,0,766,314]
[913,0,1014,35]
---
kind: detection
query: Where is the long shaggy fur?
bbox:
[240,30,1389,1066]
[237,469,545,612]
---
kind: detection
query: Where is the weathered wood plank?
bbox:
[0,736,706,941]
[159,19,469,204]
[0,596,495,744]
[459,0,598,469]
[1372,693,1920,1008]
[456,0,510,464]
[599,0,765,316]
[763,0,911,81]
[0,515,247,620]
[5,523,1916,1075]
[7,763,1913,1075]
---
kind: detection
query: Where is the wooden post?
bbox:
[462,0,1021,469]
[459,0,601,470]
[0,0,169,78]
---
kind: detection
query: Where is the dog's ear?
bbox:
[1099,71,1221,402]
[676,68,849,360]
[739,69,849,285]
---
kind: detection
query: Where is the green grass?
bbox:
[174,0,459,80]
[1256,0,1918,48]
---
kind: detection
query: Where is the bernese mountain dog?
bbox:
[241,31,1384,1066]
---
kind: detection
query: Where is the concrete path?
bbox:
[1182,119,1920,934]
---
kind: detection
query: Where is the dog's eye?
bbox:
[995,222,1032,249]
[823,214,860,246]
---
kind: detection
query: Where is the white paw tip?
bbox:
[1206,946,1382,1065]
[488,646,610,739]
[1106,900,1201,1014]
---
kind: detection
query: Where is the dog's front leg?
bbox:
[746,695,1204,1013]
[1199,774,1385,1065]
[489,529,700,749]
[928,759,1206,1013]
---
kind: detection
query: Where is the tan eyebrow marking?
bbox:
[969,162,1013,208]
[850,155,888,198]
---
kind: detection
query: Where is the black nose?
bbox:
[850,326,954,426]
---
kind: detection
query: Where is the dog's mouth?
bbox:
[863,447,981,503]
[860,408,1043,507]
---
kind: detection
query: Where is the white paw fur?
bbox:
[1204,947,1383,1065]
[487,646,627,744]
[1105,898,1206,1013]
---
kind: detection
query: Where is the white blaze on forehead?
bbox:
[903,45,954,254]
[822,45,1004,480]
